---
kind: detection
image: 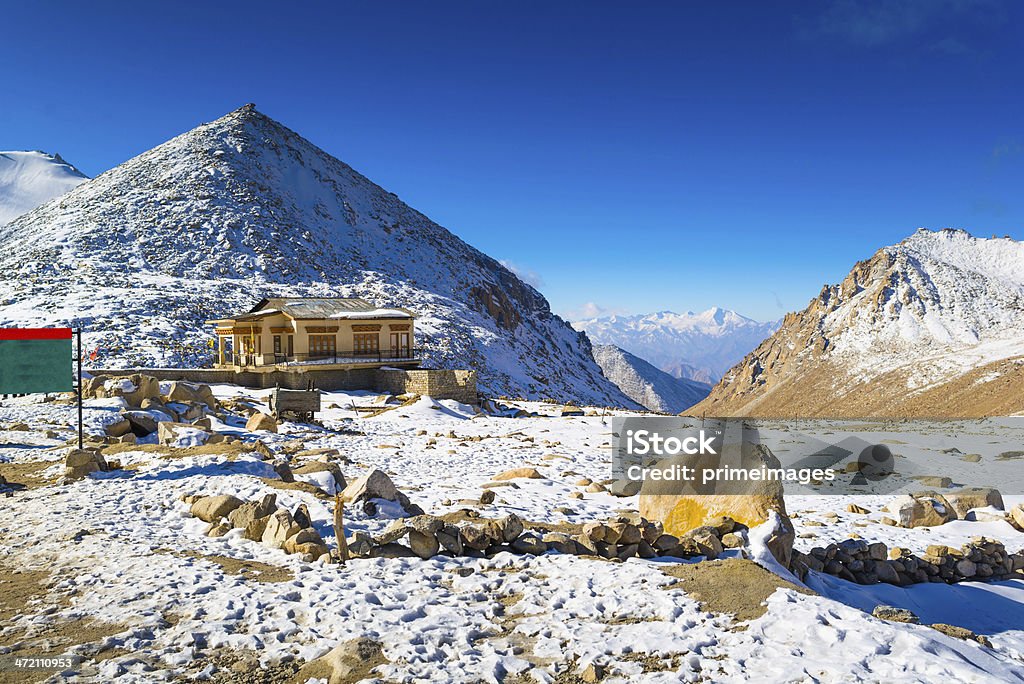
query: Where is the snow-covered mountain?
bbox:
[574,307,779,383]
[0,151,87,225]
[591,344,710,413]
[0,105,634,407]
[692,229,1024,418]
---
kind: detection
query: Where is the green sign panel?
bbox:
[0,328,74,394]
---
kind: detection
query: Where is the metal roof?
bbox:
[252,297,413,320]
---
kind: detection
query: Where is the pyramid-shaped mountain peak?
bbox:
[0,108,632,406]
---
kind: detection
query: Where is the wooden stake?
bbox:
[334,493,349,564]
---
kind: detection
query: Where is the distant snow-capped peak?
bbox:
[0,150,87,226]
[573,307,779,383]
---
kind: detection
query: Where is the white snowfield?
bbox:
[1,389,1023,682]
[0,151,87,226]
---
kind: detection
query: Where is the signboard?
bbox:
[0,328,74,394]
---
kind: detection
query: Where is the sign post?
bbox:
[0,327,81,446]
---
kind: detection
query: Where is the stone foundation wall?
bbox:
[91,366,479,404]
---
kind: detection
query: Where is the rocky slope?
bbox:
[574,308,778,383]
[0,105,633,406]
[591,345,710,413]
[0,151,87,225]
[690,229,1024,418]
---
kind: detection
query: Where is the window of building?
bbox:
[309,334,336,357]
[353,333,379,355]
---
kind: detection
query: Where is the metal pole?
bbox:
[77,330,83,450]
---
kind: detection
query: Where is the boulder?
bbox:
[408,530,440,559]
[943,488,1004,519]
[190,495,245,523]
[123,374,162,406]
[341,468,417,514]
[638,441,793,567]
[228,494,278,529]
[284,527,326,555]
[165,381,201,404]
[243,515,272,542]
[293,460,347,492]
[872,606,920,624]
[510,534,548,555]
[262,509,303,549]
[157,421,211,447]
[883,493,957,528]
[122,410,159,436]
[103,417,132,438]
[64,448,108,480]
[1009,504,1024,531]
[491,467,544,481]
[246,411,278,433]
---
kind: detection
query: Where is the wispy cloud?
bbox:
[992,140,1023,161]
[797,0,1002,49]
[499,259,544,289]
[561,301,630,321]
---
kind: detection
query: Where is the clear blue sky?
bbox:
[3,1,1021,321]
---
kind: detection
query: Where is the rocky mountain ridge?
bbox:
[0,105,633,406]
[691,229,1024,417]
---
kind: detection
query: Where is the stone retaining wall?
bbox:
[90,367,479,404]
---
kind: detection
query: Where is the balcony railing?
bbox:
[221,348,421,368]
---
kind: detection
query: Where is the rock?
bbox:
[292,461,346,492]
[64,448,107,480]
[721,532,744,549]
[1010,504,1024,531]
[955,559,978,577]
[569,491,584,499]
[639,441,794,567]
[682,527,723,560]
[609,522,642,545]
[436,525,464,555]
[370,543,417,558]
[875,561,901,584]
[580,662,605,682]
[207,521,232,537]
[846,503,870,514]
[460,525,491,551]
[929,623,992,648]
[103,417,132,438]
[293,503,312,529]
[884,493,957,528]
[246,411,278,433]
[879,516,898,526]
[585,482,607,493]
[157,421,210,447]
[320,637,385,684]
[575,478,593,487]
[341,468,417,513]
[228,493,277,529]
[165,381,200,404]
[190,495,245,523]
[943,488,1004,519]
[912,475,953,488]
[262,509,303,549]
[609,478,642,497]
[284,527,326,555]
[491,467,544,481]
[872,605,920,624]
[479,489,496,504]
[243,515,271,541]
[510,534,547,555]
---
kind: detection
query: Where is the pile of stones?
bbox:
[346,511,748,562]
[792,537,1024,586]
[185,492,334,562]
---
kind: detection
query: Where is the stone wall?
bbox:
[376,369,478,404]
[91,366,479,404]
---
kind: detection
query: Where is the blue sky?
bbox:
[3,1,1021,321]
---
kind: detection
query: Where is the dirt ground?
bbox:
[660,558,812,621]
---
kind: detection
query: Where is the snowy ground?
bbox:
[1,388,1023,682]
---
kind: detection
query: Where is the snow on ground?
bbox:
[1,389,1024,682]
